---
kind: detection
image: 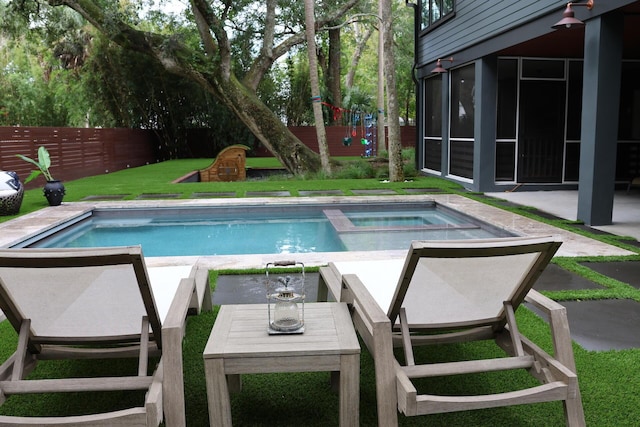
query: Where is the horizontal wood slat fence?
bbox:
[1,126,416,189]
[253,126,416,157]
[0,127,158,189]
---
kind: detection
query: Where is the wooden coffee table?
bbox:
[203,302,360,426]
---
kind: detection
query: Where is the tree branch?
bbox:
[245,0,361,91]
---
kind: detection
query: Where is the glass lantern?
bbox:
[266,261,305,334]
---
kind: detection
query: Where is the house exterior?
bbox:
[412,0,640,225]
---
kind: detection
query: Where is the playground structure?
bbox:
[199,144,249,182]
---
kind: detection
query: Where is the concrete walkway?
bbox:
[486,190,640,241]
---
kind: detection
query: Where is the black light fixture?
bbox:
[552,0,594,29]
[431,57,454,74]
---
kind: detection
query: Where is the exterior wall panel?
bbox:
[417,0,559,67]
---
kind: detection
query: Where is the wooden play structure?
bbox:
[199,145,249,182]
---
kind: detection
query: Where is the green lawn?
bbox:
[0,159,639,425]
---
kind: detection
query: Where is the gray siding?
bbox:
[417,0,636,73]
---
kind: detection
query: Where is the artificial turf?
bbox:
[0,159,639,424]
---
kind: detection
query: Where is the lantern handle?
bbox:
[271,260,298,266]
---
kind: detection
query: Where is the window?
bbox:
[424,76,442,137]
[619,62,640,141]
[421,0,455,30]
[449,63,475,179]
[424,75,442,171]
[496,59,517,140]
[450,65,475,139]
[521,59,564,79]
[496,59,518,181]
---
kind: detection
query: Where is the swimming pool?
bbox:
[20,201,514,257]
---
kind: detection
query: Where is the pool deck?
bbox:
[0,195,633,273]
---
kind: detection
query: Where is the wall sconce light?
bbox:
[431,57,454,74]
[552,0,594,29]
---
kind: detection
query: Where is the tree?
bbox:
[0,4,95,126]
[305,0,331,175]
[380,0,403,181]
[318,0,342,125]
[344,24,374,90]
[9,0,360,175]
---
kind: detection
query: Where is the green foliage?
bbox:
[78,32,256,159]
[16,146,54,182]
[0,4,98,127]
[313,158,374,179]
[269,54,314,126]
[1,0,416,159]
[342,85,375,112]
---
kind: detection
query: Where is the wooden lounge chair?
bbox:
[0,246,196,426]
[319,236,585,426]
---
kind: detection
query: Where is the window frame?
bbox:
[420,0,456,33]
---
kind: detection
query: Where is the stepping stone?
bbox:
[579,261,640,289]
[527,299,640,351]
[136,193,181,199]
[560,299,640,351]
[245,191,291,197]
[402,188,444,194]
[191,192,237,198]
[534,264,603,291]
[299,190,344,196]
[351,189,397,195]
[82,194,129,201]
[212,273,320,305]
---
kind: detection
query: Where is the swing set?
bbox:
[322,101,377,158]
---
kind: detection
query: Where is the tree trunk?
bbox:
[327,26,342,124]
[377,20,385,156]
[380,0,404,182]
[305,0,332,175]
[219,74,322,174]
[345,26,374,89]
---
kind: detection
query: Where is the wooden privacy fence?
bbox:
[1,126,417,188]
[0,127,158,189]
[252,126,416,157]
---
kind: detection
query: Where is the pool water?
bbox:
[27,203,512,256]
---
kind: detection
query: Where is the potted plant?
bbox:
[16,146,65,206]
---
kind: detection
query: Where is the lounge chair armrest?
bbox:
[341,274,390,328]
[163,277,196,331]
[161,277,195,427]
[525,289,565,313]
[318,265,340,302]
[342,274,398,427]
[525,289,577,371]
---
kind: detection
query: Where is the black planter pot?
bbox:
[43,180,65,206]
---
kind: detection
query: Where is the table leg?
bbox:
[227,373,242,393]
[204,359,232,427]
[339,353,360,427]
[317,271,329,302]
[330,371,340,393]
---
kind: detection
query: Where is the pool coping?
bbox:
[0,195,633,271]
